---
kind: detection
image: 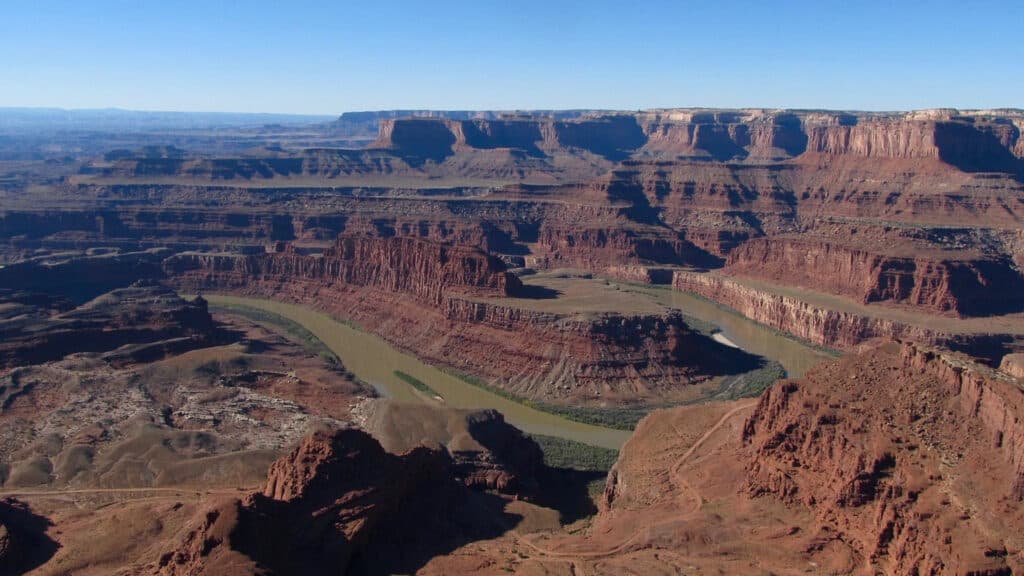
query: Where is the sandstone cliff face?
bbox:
[637,109,809,160]
[804,117,1024,174]
[805,120,941,158]
[671,271,1022,363]
[359,108,1024,165]
[165,234,521,305]
[725,237,1024,316]
[533,223,706,268]
[373,114,647,161]
[742,342,1024,574]
[1002,353,1024,379]
[165,234,737,403]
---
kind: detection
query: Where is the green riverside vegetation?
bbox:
[527,434,619,472]
[393,370,441,398]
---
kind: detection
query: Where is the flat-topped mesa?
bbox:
[741,342,1024,573]
[637,109,811,161]
[165,234,522,305]
[634,108,1024,166]
[372,114,647,160]
[724,236,1024,317]
[804,117,1024,172]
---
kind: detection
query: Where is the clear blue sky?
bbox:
[2,0,1021,114]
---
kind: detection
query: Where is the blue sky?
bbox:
[2,0,1021,114]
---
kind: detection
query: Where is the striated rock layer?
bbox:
[742,341,1024,574]
[541,342,1024,574]
[724,236,1024,316]
[164,234,723,404]
[672,270,1023,362]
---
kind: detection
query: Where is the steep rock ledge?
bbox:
[725,237,1024,316]
[164,235,724,403]
[671,270,1021,362]
[742,342,1024,573]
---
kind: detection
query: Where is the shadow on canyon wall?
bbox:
[0,499,59,576]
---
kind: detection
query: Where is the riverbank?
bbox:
[204,294,632,449]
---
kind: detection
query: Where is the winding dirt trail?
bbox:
[513,401,757,562]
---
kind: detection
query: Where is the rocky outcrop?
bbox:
[1002,353,1024,379]
[361,402,545,497]
[157,428,514,576]
[516,342,1024,574]
[725,236,1024,316]
[742,342,1024,574]
[165,234,521,305]
[672,270,1023,362]
[0,282,215,369]
[0,499,57,576]
[166,235,735,404]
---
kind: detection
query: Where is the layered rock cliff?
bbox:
[724,236,1024,316]
[369,109,1024,167]
[742,342,1024,574]
[567,342,1024,574]
[164,235,728,404]
[165,234,521,304]
[671,270,1023,362]
[9,107,1024,359]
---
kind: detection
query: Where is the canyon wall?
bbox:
[671,270,1022,362]
[370,109,1024,166]
[742,342,1024,573]
[724,236,1024,316]
[164,235,729,404]
[8,107,1024,357]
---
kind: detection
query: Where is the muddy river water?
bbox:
[628,284,835,377]
[203,285,831,449]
